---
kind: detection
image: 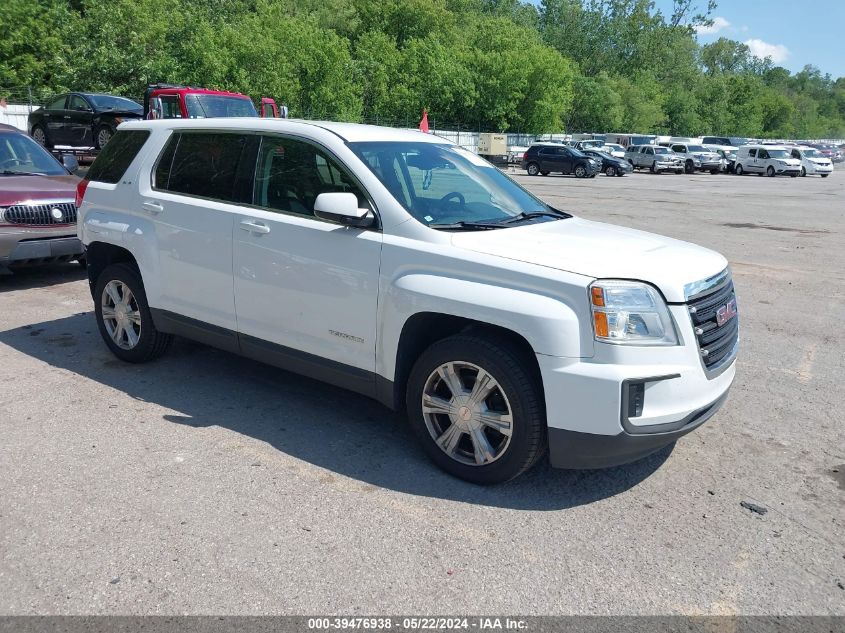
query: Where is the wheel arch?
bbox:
[85,241,139,299]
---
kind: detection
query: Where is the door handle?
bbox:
[63,115,71,120]
[142,201,164,215]
[240,220,271,235]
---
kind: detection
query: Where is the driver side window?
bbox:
[68,95,90,112]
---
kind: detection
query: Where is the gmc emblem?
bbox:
[716,298,738,326]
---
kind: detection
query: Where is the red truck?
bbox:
[143,84,285,120]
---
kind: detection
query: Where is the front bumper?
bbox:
[0,232,82,265]
[540,303,736,469]
[693,161,723,171]
[806,163,833,174]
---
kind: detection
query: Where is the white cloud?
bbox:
[744,38,791,64]
[695,16,731,35]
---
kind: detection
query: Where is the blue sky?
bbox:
[653,0,844,78]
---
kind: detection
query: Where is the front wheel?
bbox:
[800,167,807,177]
[540,171,549,176]
[605,166,616,177]
[735,164,744,175]
[574,165,587,178]
[821,174,829,178]
[685,160,695,174]
[710,169,720,175]
[94,263,173,363]
[767,166,775,177]
[406,334,547,484]
[526,162,540,176]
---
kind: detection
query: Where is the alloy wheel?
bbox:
[421,361,513,466]
[101,280,141,350]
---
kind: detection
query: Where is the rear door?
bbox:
[142,130,252,335]
[233,134,382,375]
[537,147,557,172]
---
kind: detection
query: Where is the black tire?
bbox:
[710,169,720,175]
[605,165,617,177]
[94,125,114,150]
[406,333,547,484]
[821,174,829,178]
[627,159,634,168]
[767,166,775,177]
[735,164,744,175]
[540,171,549,176]
[574,164,587,178]
[31,124,52,149]
[526,162,540,176]
[800,167,807,177]
[685,160,695,174]
[790,173,797,177]
[650,161,658,174]
[94,263,173,363]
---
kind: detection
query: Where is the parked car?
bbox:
[703,145,737,173]
[582,149,633,176]
[625,145,684,173]
[521,144,601,178]
[144,84,261,120]
[808,143,843,164]
[0,123,83,273]
[77,119,737,483]
[601,143,626,158]
[790,146,833,177]
[669,143,724,174]
[701,136,748,148]
[572,140,605,152]
[734,145,801,177]
[29,93,143,150]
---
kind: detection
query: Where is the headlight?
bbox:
[589,280,678,345]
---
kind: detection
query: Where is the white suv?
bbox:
[76,119,738,484]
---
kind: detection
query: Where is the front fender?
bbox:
[377,273,591,380]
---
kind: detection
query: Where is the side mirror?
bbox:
[61,154,80,174]
[314,192,374,228]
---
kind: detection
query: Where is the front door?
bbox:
[43,95,70,145]
[66,94,94,147]
[233,135,382,376]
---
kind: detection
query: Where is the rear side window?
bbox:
[748,149,756,157]
[86,130,150,183]
[156,132,248,202]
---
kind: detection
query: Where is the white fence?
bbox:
[0,103,34,132]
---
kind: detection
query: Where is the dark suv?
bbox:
[521,144,601,178]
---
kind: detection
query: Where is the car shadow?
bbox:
[0,312,672,510]
[0,263,87,291]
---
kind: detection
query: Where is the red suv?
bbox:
[0,124,83,273]
[143,84,282,120]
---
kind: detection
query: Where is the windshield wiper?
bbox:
[1,170,45,176]
[501,210,570,224]
[428,221,507,231]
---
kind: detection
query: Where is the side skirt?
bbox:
[149,308,395,409]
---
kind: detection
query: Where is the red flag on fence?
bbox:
[419,109,429,133]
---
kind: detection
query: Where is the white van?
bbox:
[734,145,801,177]
[789,146,833,177]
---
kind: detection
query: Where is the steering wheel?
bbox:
[0,158,25,169]
[440,191,466,207]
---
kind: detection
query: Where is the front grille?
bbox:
[688,278,739,371]
[4,202,77,226]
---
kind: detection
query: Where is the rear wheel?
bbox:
[526,162,540,176]
[94,263,173,363]
[31,125,51,148]
[767,166,775,177]
[406,334,547,484]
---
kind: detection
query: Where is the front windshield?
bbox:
[654,147,670,154]
[0,133,66,176]
[731,138,749,146]
[768,149,791,158]
[802,149,820,157]
[688,145,708,152]
[88,95,142,113]
[590,151,613,160]
[185,95,258,118]
[349,141,562,227]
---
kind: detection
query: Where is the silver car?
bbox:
[624,145,684,174]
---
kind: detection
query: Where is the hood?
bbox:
[451,217,727,303]
[99,109,143,119]
[0,174,79,206]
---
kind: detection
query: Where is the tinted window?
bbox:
[159,96,182,118]
[671,145,685,153]
[87,95,142,113]
[86,130,150,184]
[253,136,367,216]
[68,95,90,112]
[748,149,757,157]
[758,150,769,159]
[184,95,258,118]
[163,132,248,201]
[47,96,66,110]
[153,134,178,189]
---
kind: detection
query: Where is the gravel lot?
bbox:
[1,168,843,615]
